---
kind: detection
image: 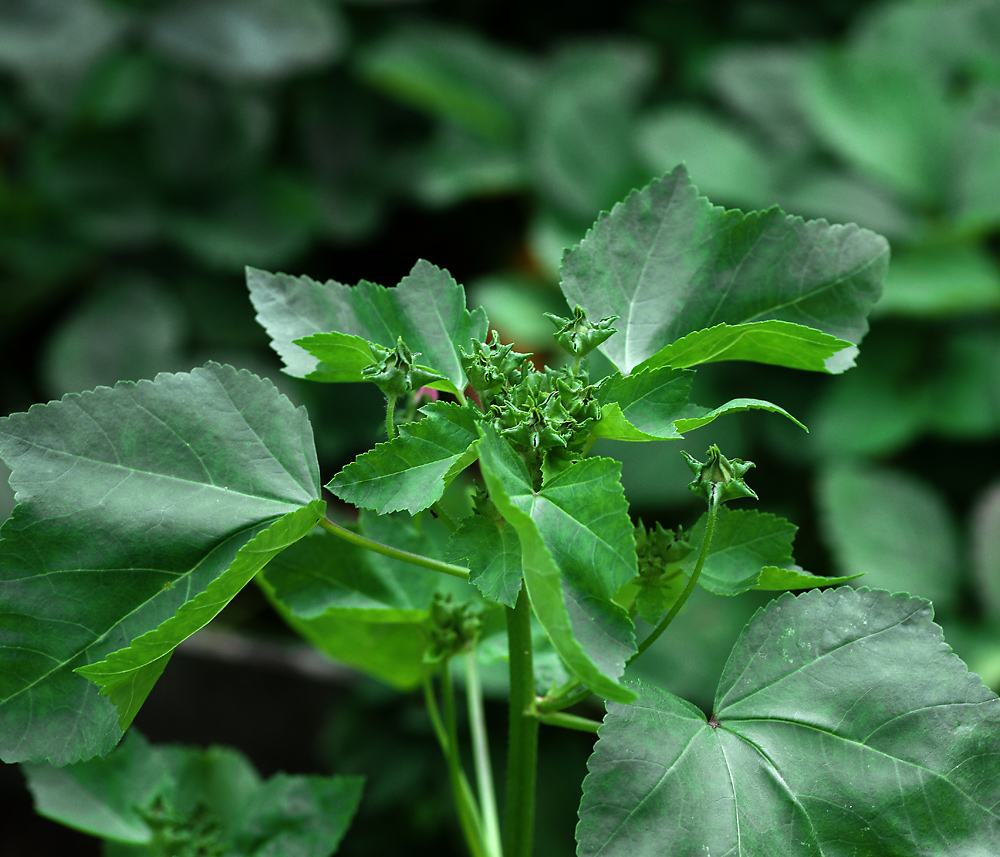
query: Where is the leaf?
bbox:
[672,397,807,434]
[818,464,961,612]
[445,515,523,607]
[973,482,1000,622]
[328,401,480,515]
[0,362,323,764]
[147,0,345,82]
[637,320,858,374]
[23,730,363,855]
[754,565,862,591]
[590,367,693,442]
[247,260,489,395]
[578,587,1000,857]
[291,331,381,383]
[476,426,636,702]
[559,166,888,374]
[259,512,452,688]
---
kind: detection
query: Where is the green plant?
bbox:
[3,167,999,856]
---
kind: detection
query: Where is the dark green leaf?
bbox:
[818,464,961,611]
[579,588,1000,856]
[0,363,323,764]
[560,166,888,374]
[476,426,636,702]
[328,401,480,515]
[446,515,523,607]
[247,260,488,395]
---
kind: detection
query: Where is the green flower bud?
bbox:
[681,445,757,506]
[544,305,618,358]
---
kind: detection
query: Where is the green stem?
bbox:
[532,709,601,734]
[628,489,720,667]
[318,517,470,579]
[424,668,487,857]
[385,395,397,439]
[432,501,460,532]
[535,678,588,714]
[466,652,502,857]
[504,587,539,857]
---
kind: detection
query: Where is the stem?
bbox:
[532,710,601,734]
[628,489,720,667]
[504,587,539,857]
[536,678,588,713]
[385,395,397,439]
[432,501,460,532]
[466,652,502,857]
[318,517,470,579]
[424,667,487,857]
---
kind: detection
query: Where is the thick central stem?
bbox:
[503,586,539,857]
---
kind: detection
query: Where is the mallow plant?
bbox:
[2,165,999,857]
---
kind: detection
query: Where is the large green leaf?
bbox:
[0,363,323,764]
[247,260,489,394]
[328,401,481,515]
[23,730,363,855]
[559,166,888,375]
[476,426,636,702]
[259,511,452,688]
[579,587,1000,856]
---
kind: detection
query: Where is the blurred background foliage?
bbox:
[2,0,1000,854]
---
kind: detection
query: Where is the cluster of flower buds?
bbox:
[635,520,694,582]
[363,337,444,400]
[424,592,482,664]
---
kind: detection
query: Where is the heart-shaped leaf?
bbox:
[578,587,1000,856]
[0,363,323,764]
[559,166,888,374]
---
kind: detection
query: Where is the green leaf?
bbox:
[672,397,807,433]
[878,244,1000,317]
[637,320,858,374]
[23,730,363,855]
[445,515,523,607]
[579,587,1000,856]
[818,464,961,612]
[147,0,345,82]
[248,260,488,395]
[476,426,636,702]
[559,166,888,374]
[754,566,862,591]
[259,512,451,688]
[0,363,323,764]
[291,331,382,383]
[973,482,1000,622]
[591,367,692,442]
[328,401,480,515]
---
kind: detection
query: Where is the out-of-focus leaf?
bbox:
[23,731,364,855]
[637,320,857,374]
[973,482,1000,622]
[526,42,654,221]
[247,260,488,394]
[446,515,522,608]
[413,124,524,207]
[358,24,535,142]
[0,363,323,764]
[636,106,774,207]
[877,244,1000,317]
[147,0,345,82]
[328,401,480,515]
[579,588,1000,856]
[560,167,888,374]
[929,326,1000,439]
[818,464,960,611]
[477,426,636,702]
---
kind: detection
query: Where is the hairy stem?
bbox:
[466,652,502,857]
[385,395,397,439]
[503,587,539,857]
[628,489,720,666]
[318,517,470,579]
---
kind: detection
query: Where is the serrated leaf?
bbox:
[445,515,523,607]
[637,320,858,374]
[291,330,381,383]
[258,512,450,688]
[247,259,489,394]
[328,401,480,515]
[476,426,636,702]
[590,367,693,442]
[559,166,888,374]
[0,363,322,764]
[754,565,862,591]
[673,396,807,433]
[578,587,1000,857]
[23,730,363,855]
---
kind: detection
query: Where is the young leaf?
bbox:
[559,166,888,374]
[635,320,858,374]
[328,400,481,515]
[578,587,1000,856]
[672,396,807,433]
[0,363,323,765]
[476,426,636,702]
[446,514,523,607]
[247,260,489,394]
[590,366,693,441]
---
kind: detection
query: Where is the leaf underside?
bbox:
[578,587,1000,856]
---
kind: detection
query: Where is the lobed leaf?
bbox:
[446,514,523,607]
[247,259,488,394]
[0,363,323,764]
[579,587,1000,856]
[328,401,481,515]
[559,166,888,374]
[476,426,636,702]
